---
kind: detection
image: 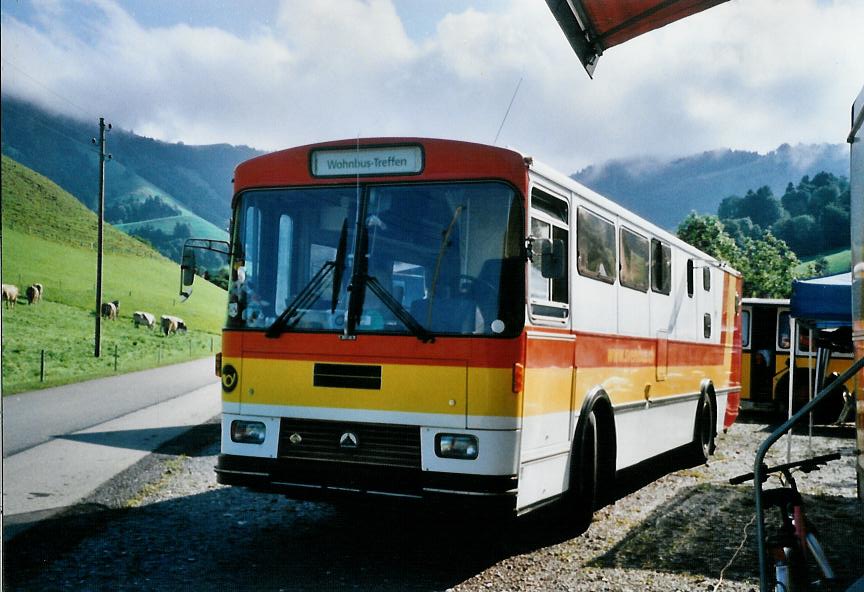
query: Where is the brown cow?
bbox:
[101,301,118,320]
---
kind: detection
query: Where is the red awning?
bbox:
[545,0,729,77]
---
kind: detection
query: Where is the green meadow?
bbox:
[795,248,852,277]
[1,155,228,394]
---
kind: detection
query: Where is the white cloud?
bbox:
[1,0,862,173]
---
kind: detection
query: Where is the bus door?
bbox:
[749,305,778,403]
[518,187,573,509]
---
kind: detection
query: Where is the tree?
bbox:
[723,217,761,244]
[172,221,192,239]
[676,213,744,268]
[809,185,840,217]
[739,231,801,298]
[814,257,829,276]
[820,205,850,250]
[781,187,809,218]
[772,214,819,256]
[742,186,783,229]
[717,195,744,220]
[677,213,801,298]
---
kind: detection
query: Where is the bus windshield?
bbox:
[227,181,525,338]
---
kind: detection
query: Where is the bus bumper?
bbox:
[215,454,518,511]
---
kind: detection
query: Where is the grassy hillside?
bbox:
[795,248,852,277]
[1,156,228,394]
[115,212,226,239]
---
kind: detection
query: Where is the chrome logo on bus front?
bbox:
[339,432,359,449]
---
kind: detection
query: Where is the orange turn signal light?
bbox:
[512,362,524,394]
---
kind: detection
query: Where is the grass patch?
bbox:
[2,300,219,394]
[124,456,188,508]
[795,248,851,276]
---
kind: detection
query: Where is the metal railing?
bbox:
[752,355,864,591]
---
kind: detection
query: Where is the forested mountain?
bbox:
[718,172,850,258]
[573,144,848,229]
[1,97,263,251]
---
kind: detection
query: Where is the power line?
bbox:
[1,56,97,121]
[2,101,102,155]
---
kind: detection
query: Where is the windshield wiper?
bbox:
[331,218,348,313]
[267,218,349,338]
[265,261,335,338]
[365,275,435,343]
[343,226,433,343]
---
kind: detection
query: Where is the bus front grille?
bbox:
[278,418,421,468]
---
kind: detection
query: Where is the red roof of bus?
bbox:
[233,138,529,198]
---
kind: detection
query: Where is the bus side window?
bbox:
[620,227,649,292]
[703,267,711,291]
[530,188,569,319]
[650,239,671,295]
[576,207,616,284]
[687,259,694,298]
[777,310,791,350]
[741,309,751,349]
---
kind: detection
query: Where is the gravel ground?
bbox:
[5,414,862,591]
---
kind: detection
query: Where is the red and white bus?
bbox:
[182,137,741,522]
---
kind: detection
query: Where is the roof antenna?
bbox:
[493,77,523,145]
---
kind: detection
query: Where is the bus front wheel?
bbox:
[569,409,599,530]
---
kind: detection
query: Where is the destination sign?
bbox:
[310,145,423,177]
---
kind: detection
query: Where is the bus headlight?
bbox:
[435,434,479,460]
[231,420,266,444]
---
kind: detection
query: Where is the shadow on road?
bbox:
[54,423,220,456]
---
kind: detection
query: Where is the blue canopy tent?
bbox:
[783,272,854,433]
[791,272,852,330]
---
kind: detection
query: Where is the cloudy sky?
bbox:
[1,0,862,172]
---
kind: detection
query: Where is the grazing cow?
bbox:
[101,301,117,320]
[161,315,178,336]
[26,284,42,305]
[2,284,19,309]
[161,314,187,336]
[133,311,156,329]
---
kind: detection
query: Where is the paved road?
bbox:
[3,357,219,456]
[2,358,221,540]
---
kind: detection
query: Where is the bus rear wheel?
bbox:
[690,394,715,464]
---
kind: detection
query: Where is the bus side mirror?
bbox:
[180,248,196,300]
[533,238,566,279]
[178,238,232,301]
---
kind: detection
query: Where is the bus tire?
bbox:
[569,409,600,530]
[690,393,715,464]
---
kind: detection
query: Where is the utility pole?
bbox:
[93,118,111,357]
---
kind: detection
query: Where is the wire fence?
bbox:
[6,334,217,392]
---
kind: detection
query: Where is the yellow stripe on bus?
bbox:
[222,357,734,417]
[232,358,467,416]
